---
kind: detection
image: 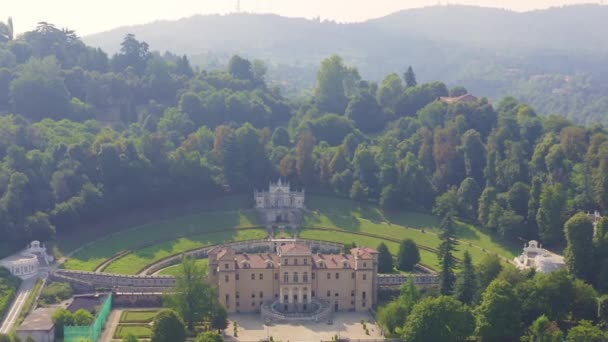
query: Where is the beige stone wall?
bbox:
[214,253,377,313]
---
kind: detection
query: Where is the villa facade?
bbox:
[513,240,565,273]
[254,179,304,227]
[208,242,377,315]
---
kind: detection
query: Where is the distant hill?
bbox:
[83,5,608,125]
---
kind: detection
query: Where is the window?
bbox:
[351,290,355,297]
[283,294,288,302]
[236,274,239,280]
[252,293,256,298]
[304,258,308,265]
[251,273,255,280]
[293,272,299,283]
[363,274,367,280]
[327,290,331,297]
[303,272,308,282]
[259,273,263,280]
[260,291,264,298]
[284,258,288,265]
[363,302,366,307]
[312,272,316,280]
[335,273,339,279]
[274,273,278,280]
[335,292,339,297]
[236,302,240,307]
[362,291,366,300]
[225,263,229,269]
[284,272,288,282]
[303,294,308,301]
[225,275,229,282]
[225,294,229,304]
[236,292,240,299]
[294,258,298,265]
[351,272,355,279]
[252,302,255,307]
[312,290,315,297]
[363,262,367,267]
[327,273,331,279]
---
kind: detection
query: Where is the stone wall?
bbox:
[113,293,163,308]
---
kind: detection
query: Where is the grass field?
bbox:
[114,324,152,339]
[299,229,440,269]
[58,194,516,275]
[103,229,267,274]
[120,310,159,323]
[158,259,209,276]
[62,208,260,271]
[303,195,517,264]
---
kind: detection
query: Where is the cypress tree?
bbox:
[377,242,394,273]
[397,239,420,272]
[438,215,457,295]
[454,251,476,304]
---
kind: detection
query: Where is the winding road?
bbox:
[0,276,37,334]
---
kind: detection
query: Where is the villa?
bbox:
[513,240,565,273]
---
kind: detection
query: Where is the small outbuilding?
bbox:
[16,307,56,342]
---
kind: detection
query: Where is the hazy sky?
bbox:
[5,0,599,36]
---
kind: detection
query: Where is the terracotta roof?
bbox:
[235,253,279,269]
[209,247,236,261]
[350,247,377,258]
[278,243,311,255]
[313,254,356,269]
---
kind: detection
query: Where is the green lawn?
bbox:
[299,229,440,269]
[158,259,209,276]
[58,194,516,276]
[120,310,159,323]
[103,229,267,274]
[304,195,517,264]
[63,209,260,271]
[57,194,253,254]
[114,324,152,339]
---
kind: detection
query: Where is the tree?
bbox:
[523,315,563,342]
[403,66,417,88]
[475,279,522,341]
[195,331,224,342]
[433,187,459,218]
[72,309,94,325]
[564,213,595,282]
[346,91,384,133]
[438,216,457,295]
[151,309,186,342]
[401,296,474,342]
[123,333,139,342]
[112,34,150,74]
[567,320,606,342]
[536,183,567,246]
[458,178,481,220]
[9,56,70,120]
[52,308,74,338]
[454,251,476,304]
[271,127,290,147]
[164,256,218,330]
[478,186,497,227]
[377,73,403,112]
[228,55,253,81]
[397,239,420,272]
[377,242,394,273]
[296,131,316,185]
[210,305,228,332]
[461,129,486,183]
[314,55,352,114]
[476,254,503,295]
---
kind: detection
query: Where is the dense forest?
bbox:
[2,17,608,341]
[83,5,608,126]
